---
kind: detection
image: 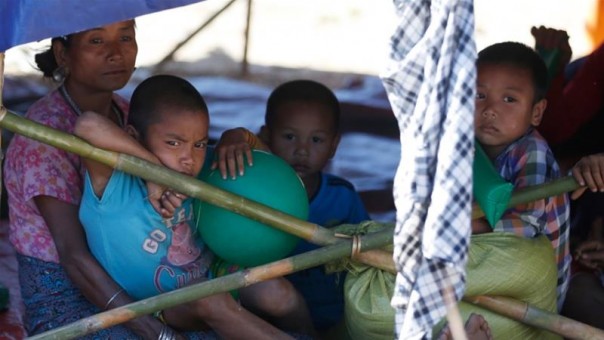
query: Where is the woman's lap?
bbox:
[17,254,217,339]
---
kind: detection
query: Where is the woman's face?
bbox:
[57,20,138,93]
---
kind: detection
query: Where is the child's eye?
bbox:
[312,136,324,143]
[503,96,517,103]
[284,133,295,141]
[121,35,134,42]
[167,141,179,146]
[475,92,485,100]
[89,38,103,44]
[194,141,207,149]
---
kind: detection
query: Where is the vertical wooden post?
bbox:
[153,0,238,74]
[241,0,253,76]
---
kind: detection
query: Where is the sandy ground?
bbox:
[3,0,598,85]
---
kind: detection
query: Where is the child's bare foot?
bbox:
[438,313,492,340]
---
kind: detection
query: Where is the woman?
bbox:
[3,20,181,338]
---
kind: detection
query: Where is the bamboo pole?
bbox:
[29,228,394,339]
[472,176,580,220]
[0,108,398,270]
[0,109,391,269]
[153,0,237,73]
[464,295,604,339]
[0,108,585,271]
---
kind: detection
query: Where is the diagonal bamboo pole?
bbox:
[463,295,604,339]
[0,109,393,271]
[29,228,394,339]
[0,108,584,273]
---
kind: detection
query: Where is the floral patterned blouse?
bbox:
[4,89,128,263]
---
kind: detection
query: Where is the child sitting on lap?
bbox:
[472,42,571,311]
[75,75,314,339]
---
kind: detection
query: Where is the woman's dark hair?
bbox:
[265,79,340,131]
[129,74,208,138]
[34,36,72,78]
[477,41,548,103]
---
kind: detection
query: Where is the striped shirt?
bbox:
[493,128,570,310]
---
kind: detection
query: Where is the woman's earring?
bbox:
[52,65,67,83]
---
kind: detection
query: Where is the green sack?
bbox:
[344,255,395,339]
[473,142,513,227]
[343,233,560,340]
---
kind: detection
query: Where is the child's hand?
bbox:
[531,26,572,73]
[575,240,604,269]
[146,181,168,217]
[211,128,254,180]
[146,181,186,218]
[571,153,604,200]
[159,190,187,218]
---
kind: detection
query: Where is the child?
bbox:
[74,75,314,339]
[212,79,370,331]
[472,42,571,311]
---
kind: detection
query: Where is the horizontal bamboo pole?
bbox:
[0,108,584,270]
[464,295,604,339]
[472,176,580,220]
[29,228,394,339]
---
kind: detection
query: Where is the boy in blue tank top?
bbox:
[75,75,314,338]
[212,80,370,332]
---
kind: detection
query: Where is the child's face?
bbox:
[266,101,340,181]
[474,63,545,158]
[143,108,209,177]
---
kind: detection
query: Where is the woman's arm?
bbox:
[35,196,169,338]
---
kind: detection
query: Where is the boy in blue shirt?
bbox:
[213,79,370,332]
[75,75,314,339]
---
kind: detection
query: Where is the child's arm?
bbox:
[74,111,179,217]
[211,127,270,179]
[495,140,563,238]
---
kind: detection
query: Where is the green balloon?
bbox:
[194,150,307,267]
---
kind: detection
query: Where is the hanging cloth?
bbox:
[380,0,477,338]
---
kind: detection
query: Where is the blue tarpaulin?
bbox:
[0,0,205,52]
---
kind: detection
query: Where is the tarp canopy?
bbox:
[0,0,206,52]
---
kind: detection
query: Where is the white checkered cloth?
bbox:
[380,0,477,338]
